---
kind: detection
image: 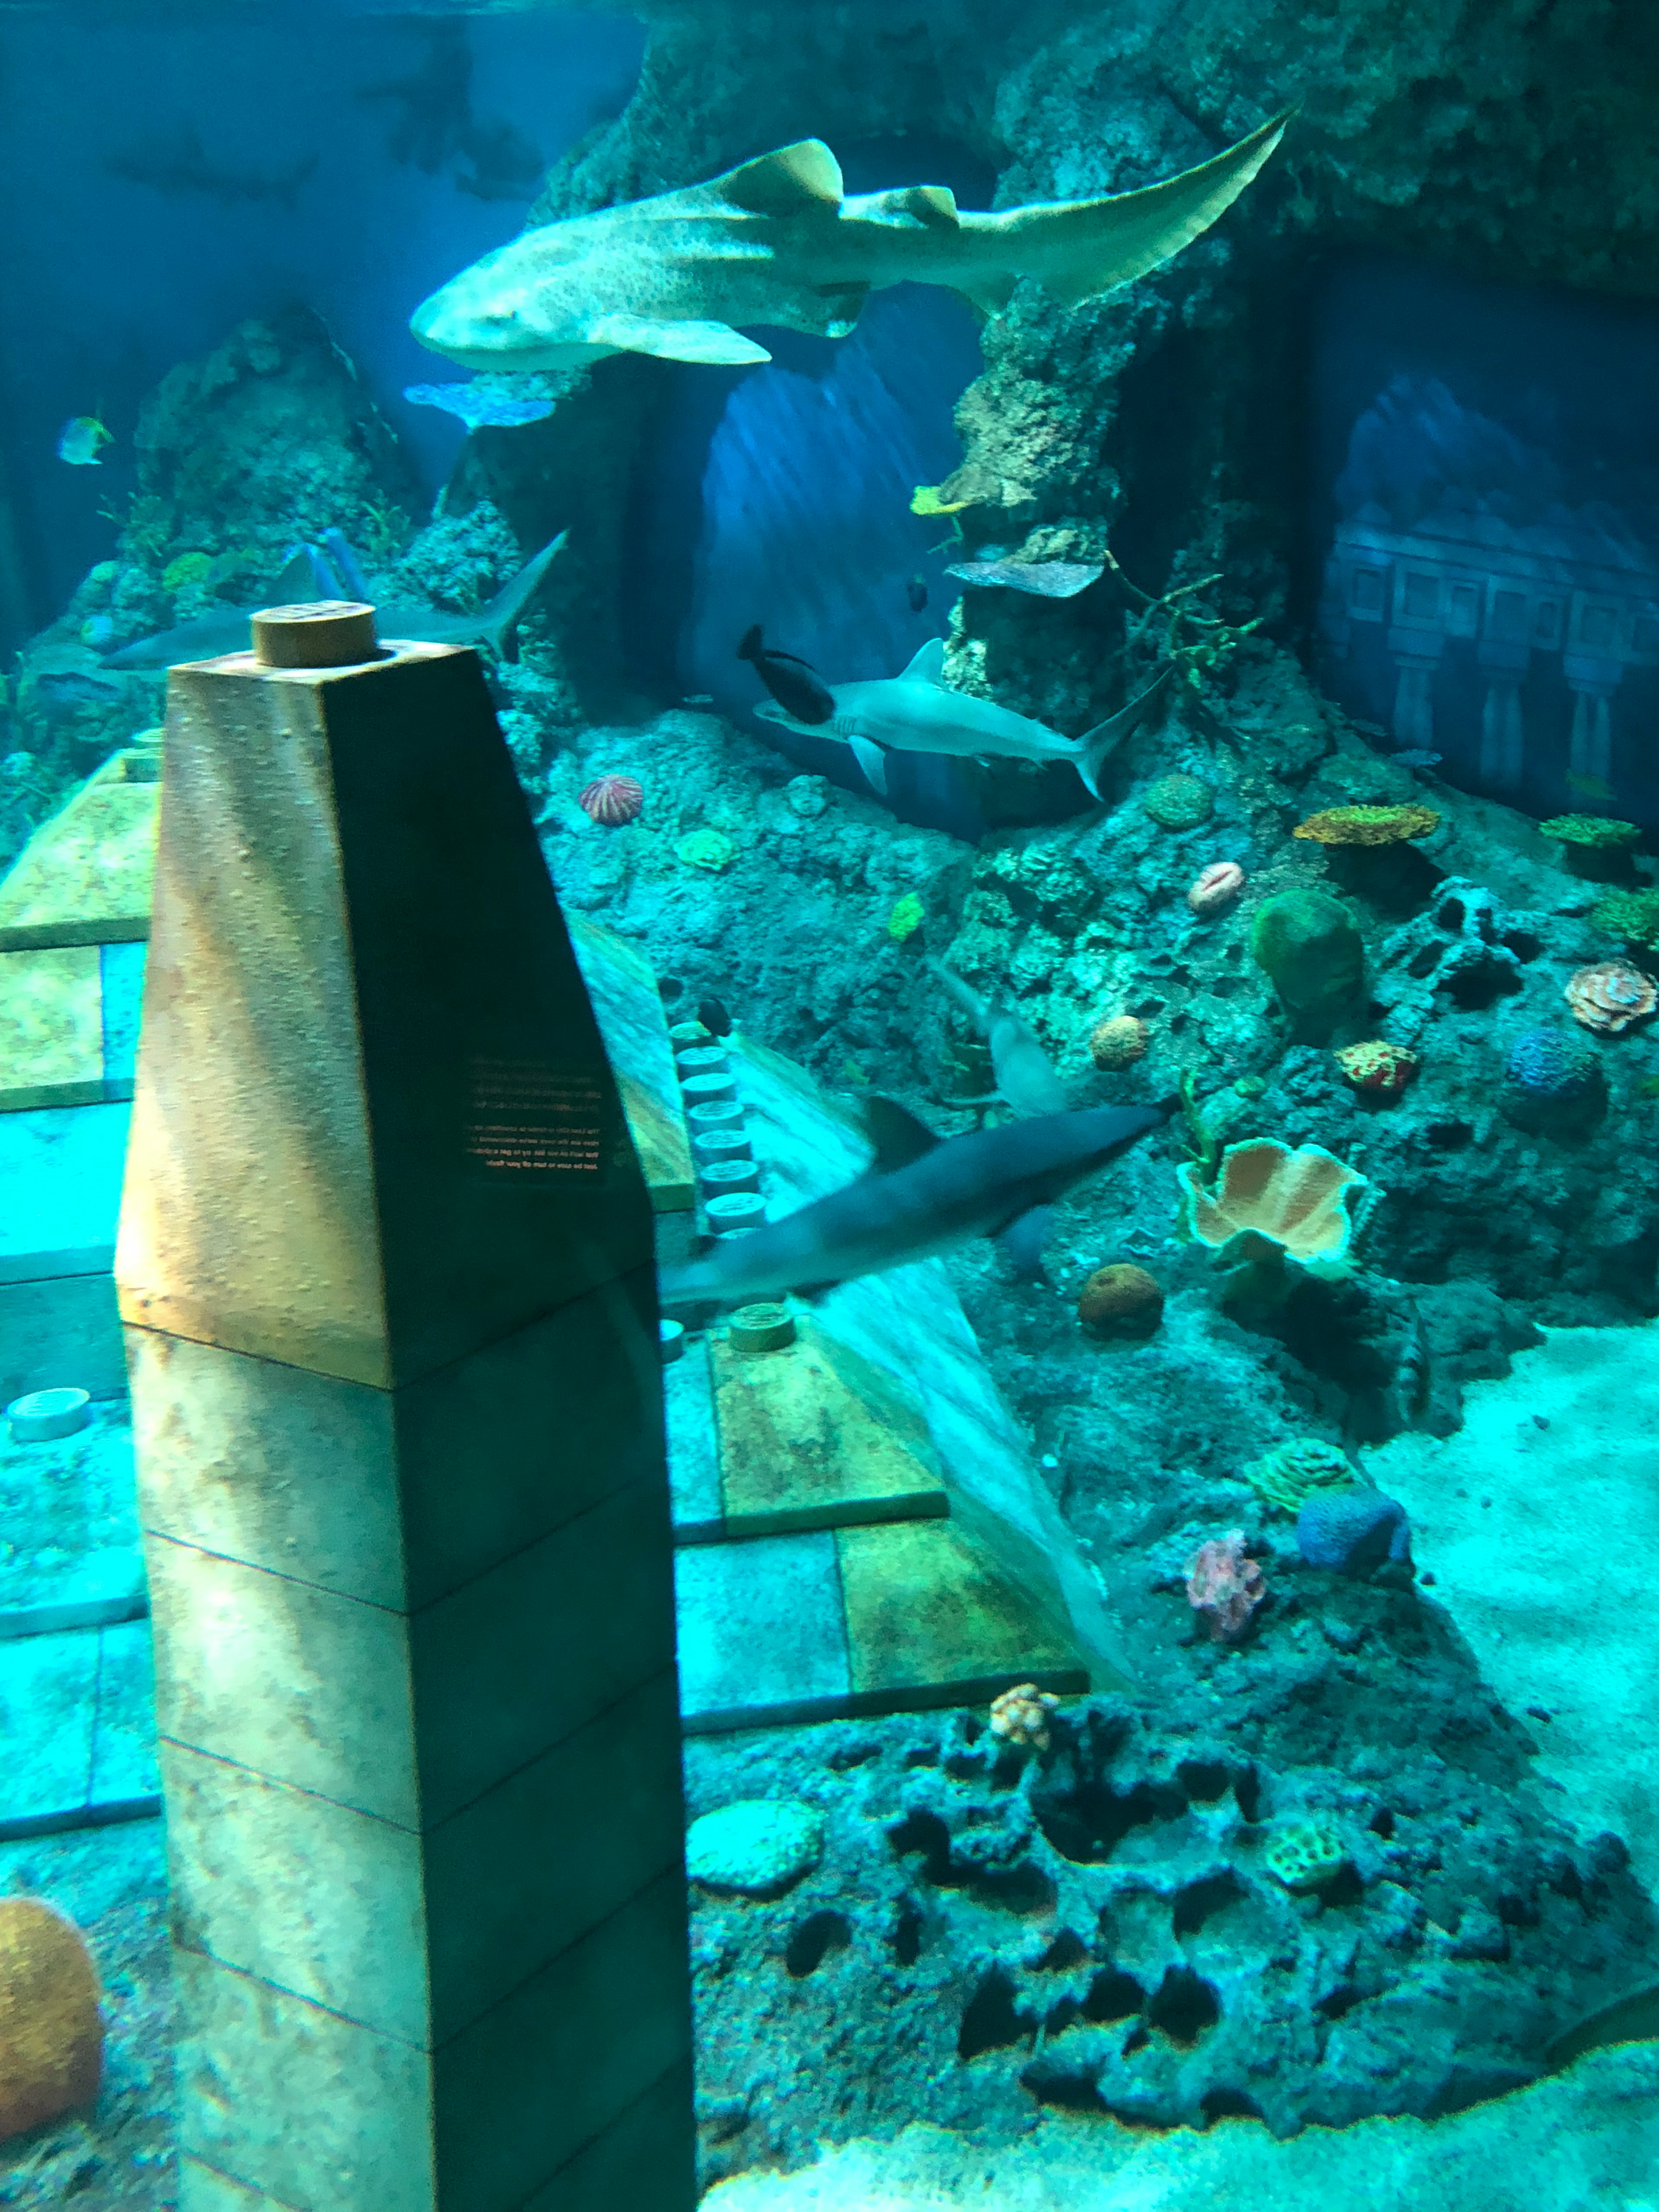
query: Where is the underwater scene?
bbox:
[3,3,1659,2208]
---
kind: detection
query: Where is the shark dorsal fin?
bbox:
[862,1093,942,1173]
[900,637,947,685]
[273,544,327,601]
[715,140,844,216]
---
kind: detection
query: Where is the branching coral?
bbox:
[1102,547,1264,693]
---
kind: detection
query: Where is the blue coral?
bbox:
[1500,1027,1606,1136]
[1297,1488,1411,1577]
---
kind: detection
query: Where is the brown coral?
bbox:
[0,1899,103,2142]
[1178,1139,1370,1279]
[1293,804,1440,846]
[1077,1263,1163,1339]
[1565,960,1658,1034]
[1089,1014,1150,1069]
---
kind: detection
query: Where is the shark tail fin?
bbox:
[976,108,1290,309]
[927,956,992,1034]
[480,529,569,659]
[1075,664,1179,799]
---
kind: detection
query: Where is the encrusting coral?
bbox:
[1178,1138,1373,1282]
[1244,1437,1360,1514]
[1089,1014,1150,1068]
[1335,1039,1420,1096]
[1186,1531,1265,1643]
[988,1683,1060,1751]
[1564,960,1657,1035]
[1293,803,1440,846]
[1076,1263,1163,1339]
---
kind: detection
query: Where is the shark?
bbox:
[659,1093,1163,1309]
[752,639,1175,798]
[99,531,567,671]
[929,959,1068,1119]
[410,112,1290,371]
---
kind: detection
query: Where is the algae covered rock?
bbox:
[0,1897,103,2142]
[1143,773,1214,831]
[1251,888,1365,1022]
[687,1799,826,1897]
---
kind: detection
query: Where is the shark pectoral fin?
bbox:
[849,735,890,793]
[715,139,845,214]
[956,271,1018,316]
[811,283,871,337]
[899,636,947,685]
[863,1093,943,1171]
[997,1204,1054,1277]
[586,314,772,365]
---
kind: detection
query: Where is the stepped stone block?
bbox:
[117,628,693,2212]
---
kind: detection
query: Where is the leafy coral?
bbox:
[1591,887,1659,950]
[1540,814,1638,849]
[1293,803,1439,846]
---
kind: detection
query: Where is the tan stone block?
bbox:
[172,1947,434,2212]
[115,646,652,1389]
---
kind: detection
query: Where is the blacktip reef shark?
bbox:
[411,111,1290,370]
[658,1093,1163,1309]
[100,531,567,671]
[753,638,1176,799]
[928,959,1068,1120]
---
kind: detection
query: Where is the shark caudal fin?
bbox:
[1075,664,1179,800]
[975,108,1291,310]
[479,530,569,658]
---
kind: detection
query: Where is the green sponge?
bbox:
[1262,1816,1347,1893]
[1251,889,1364,1018]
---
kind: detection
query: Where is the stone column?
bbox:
[115,605,694,2212]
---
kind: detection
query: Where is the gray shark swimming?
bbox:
[658,1094,1163,1309]
[753,640,1175,798]
[929,959,1068,1119]
[100,531,567,671]
[411,114,1289,371]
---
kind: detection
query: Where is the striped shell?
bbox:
[578,774,644,826]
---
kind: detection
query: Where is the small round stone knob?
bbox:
[251,601,379,669]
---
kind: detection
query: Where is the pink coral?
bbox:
[1185,1530,1265,1643]
[578,774,644,826]
[1564,960,1657,1034]
[1187,860,1245,917]
[1334,1040,1420,1097]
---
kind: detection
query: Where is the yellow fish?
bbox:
[57,416,113,467]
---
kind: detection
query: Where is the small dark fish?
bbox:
[697,995,733,1038]
[906,573,928,613]
[737,625,834,726]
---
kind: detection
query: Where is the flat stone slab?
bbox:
[0,1401,143,1629]
[569,915,695,1213]
[0,1615,159,1837]
[0,742,160,951]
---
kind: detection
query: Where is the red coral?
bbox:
[1185,1530,1265,1643]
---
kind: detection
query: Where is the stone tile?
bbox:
[408,1474,677,1827]
[0,1271,126,1408]
[431,1868,691,2212]
[424,1665,685,2042]
[712,1323,946,1537]
[519,2055,695,2212]
[674,1534,851,1730]
[89,1618,160,1805]
[127,1330,406,1611]
[144,1533,420,1826]
[0,1628,97,1830]
[837,1518,1084,1708]
[178,2158,308,2212]
[99,939,146,1089]
[159,1741,429,2045]
[172,1945,435,2212]
[664,1337,720,1537]
[0,1100,129,1279]
[0,944,102,1109]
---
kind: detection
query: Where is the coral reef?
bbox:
[0,1898,102,2141]
[1178,1139,1372,1282]
[1500,1029,1607,1137]
[1564,960,1656,1035]
[1186,860,1244,917]
[1075,1263,1163,1340]
[1334,1039,1419,1097]
[1142,773,1213,831]
[987,1685,1060,1753]
[1243,1437,1359,1516]
[1185,1531,1265,1643]
[1088,1014,1150,1069]
[1294,803,1439,847]
[1296,1487,1411,1577]
[578,773,644,826]
[1249,888,1365,1027]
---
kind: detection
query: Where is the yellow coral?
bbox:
[1293,803,1440,846]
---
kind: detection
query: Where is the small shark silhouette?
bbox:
[659,1094,1163,1309]
[101,532,567,671]
[412,114,1290,371]
[929,959,1068,1119]
[753,639,1175,798]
